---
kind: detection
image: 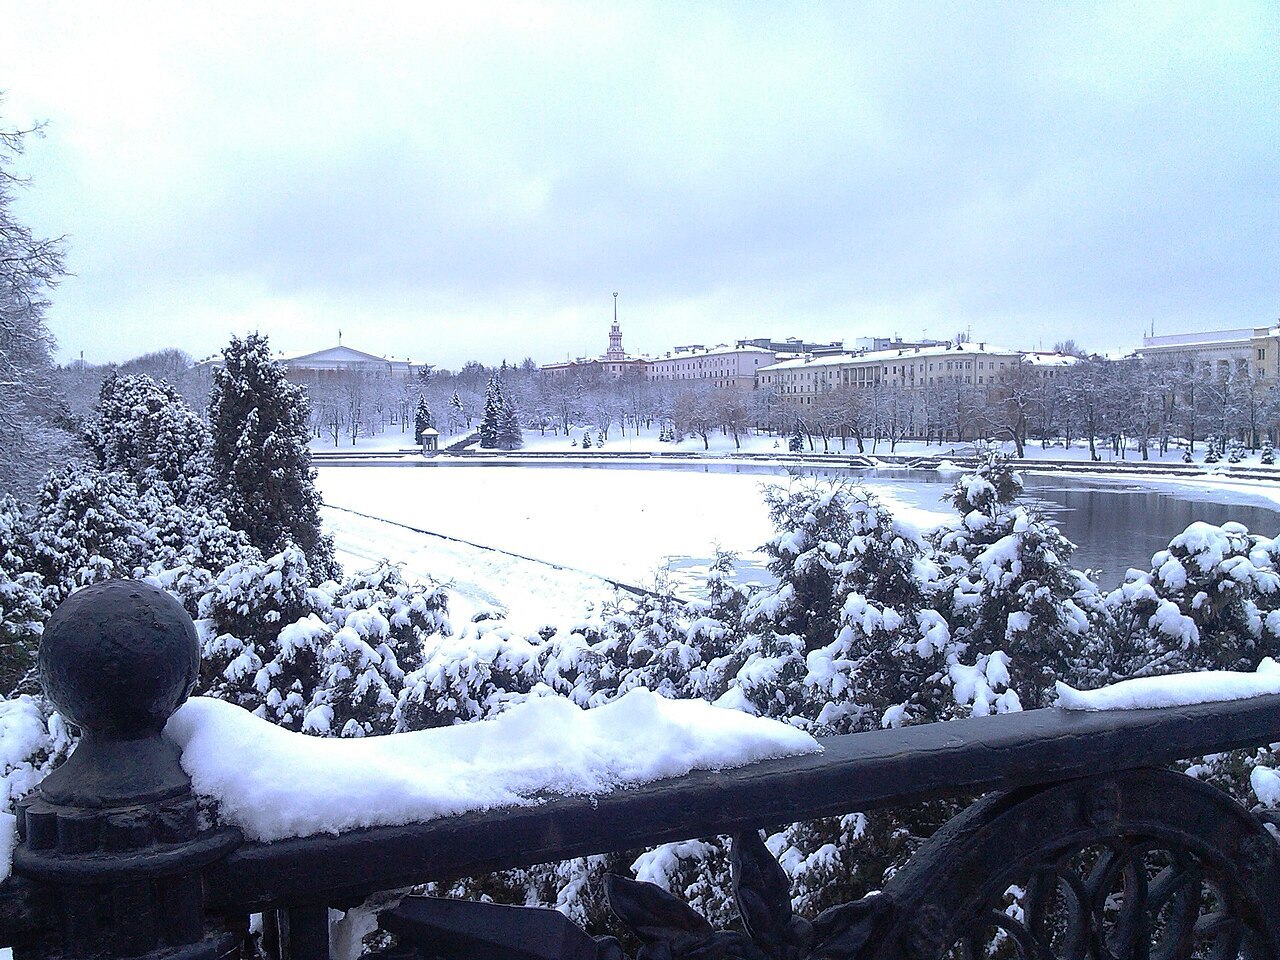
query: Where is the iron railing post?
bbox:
[6,580,245,959]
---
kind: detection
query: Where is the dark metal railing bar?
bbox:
[208,692,1280,912]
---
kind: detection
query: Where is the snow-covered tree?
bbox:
[479,369,506,449]
[0,497,46,694]
[0,117,71,498]
[497,397,523,450]
[933,456,1096,708]
[788,421,803,453]
[207,333,338,580]
[199,548,451,735]
[86,373,211,507]
[30,467,161,604]
[1099,521,1280,679]
[413,396,434,445]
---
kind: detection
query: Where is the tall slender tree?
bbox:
[0,117,69,495]
[413,395,434,444]
[480,370,504,448]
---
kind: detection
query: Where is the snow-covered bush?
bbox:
[1100,521,1280,678]
[932,456,1098,708]
[199,548,452,735]
[0,499,46,695]
[30,467,162,605]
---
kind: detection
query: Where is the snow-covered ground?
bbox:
[316,465,953,619]
[322,504,627,630]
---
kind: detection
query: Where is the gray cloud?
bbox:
[5,0,1277,367]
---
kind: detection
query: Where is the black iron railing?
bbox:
[0,580,1277,959]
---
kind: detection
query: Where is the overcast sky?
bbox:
[5,1,1277,369]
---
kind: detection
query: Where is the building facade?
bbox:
[1137,326,1280,381]
[280,344,416,379]
[646,344,777,389]
[757,342,1023,407]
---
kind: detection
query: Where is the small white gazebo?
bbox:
[420,428,439,455]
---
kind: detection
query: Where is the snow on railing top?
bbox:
[1055,657,1280,711]
[164,689,820,842]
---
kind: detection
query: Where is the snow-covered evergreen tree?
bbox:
[788,421,804,453]
[199,549,451,734]
[413,396,434,445]
[30,467,162,604]
[1099,521,1280,679]
[0,498,46,694]
[479,371,504,449]
[497,397,523,450]
[86,373,212,507]
[1263,442,1275,465]
[198,545,331,727]
[932,456,1095,708]
[207,333,338,580]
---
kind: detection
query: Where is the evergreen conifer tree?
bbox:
[479,372,504,448]
[207,333,338,580]
[497,397,523,450]
[86,373,213,508]
[414,396,434,445]
[788,421,804,453]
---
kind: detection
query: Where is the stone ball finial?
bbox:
[40,580,199,740]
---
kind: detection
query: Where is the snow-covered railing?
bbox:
[1,582,1279,960]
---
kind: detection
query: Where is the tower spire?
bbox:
[607,292,624,361]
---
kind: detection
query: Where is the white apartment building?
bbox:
[647,344,777,389]
[757,342,1023,407]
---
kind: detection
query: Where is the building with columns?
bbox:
[1137,325,1280,381]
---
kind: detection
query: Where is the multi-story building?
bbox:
[1137,329,1251,379]
[757,342,1023,408]
[1137,325,1280,381]
[647,344,777,389]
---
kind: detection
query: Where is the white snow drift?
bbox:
[165,689,820,842]
[1055,657,1280,711]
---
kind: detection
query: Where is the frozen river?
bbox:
[317,461,1280,608]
